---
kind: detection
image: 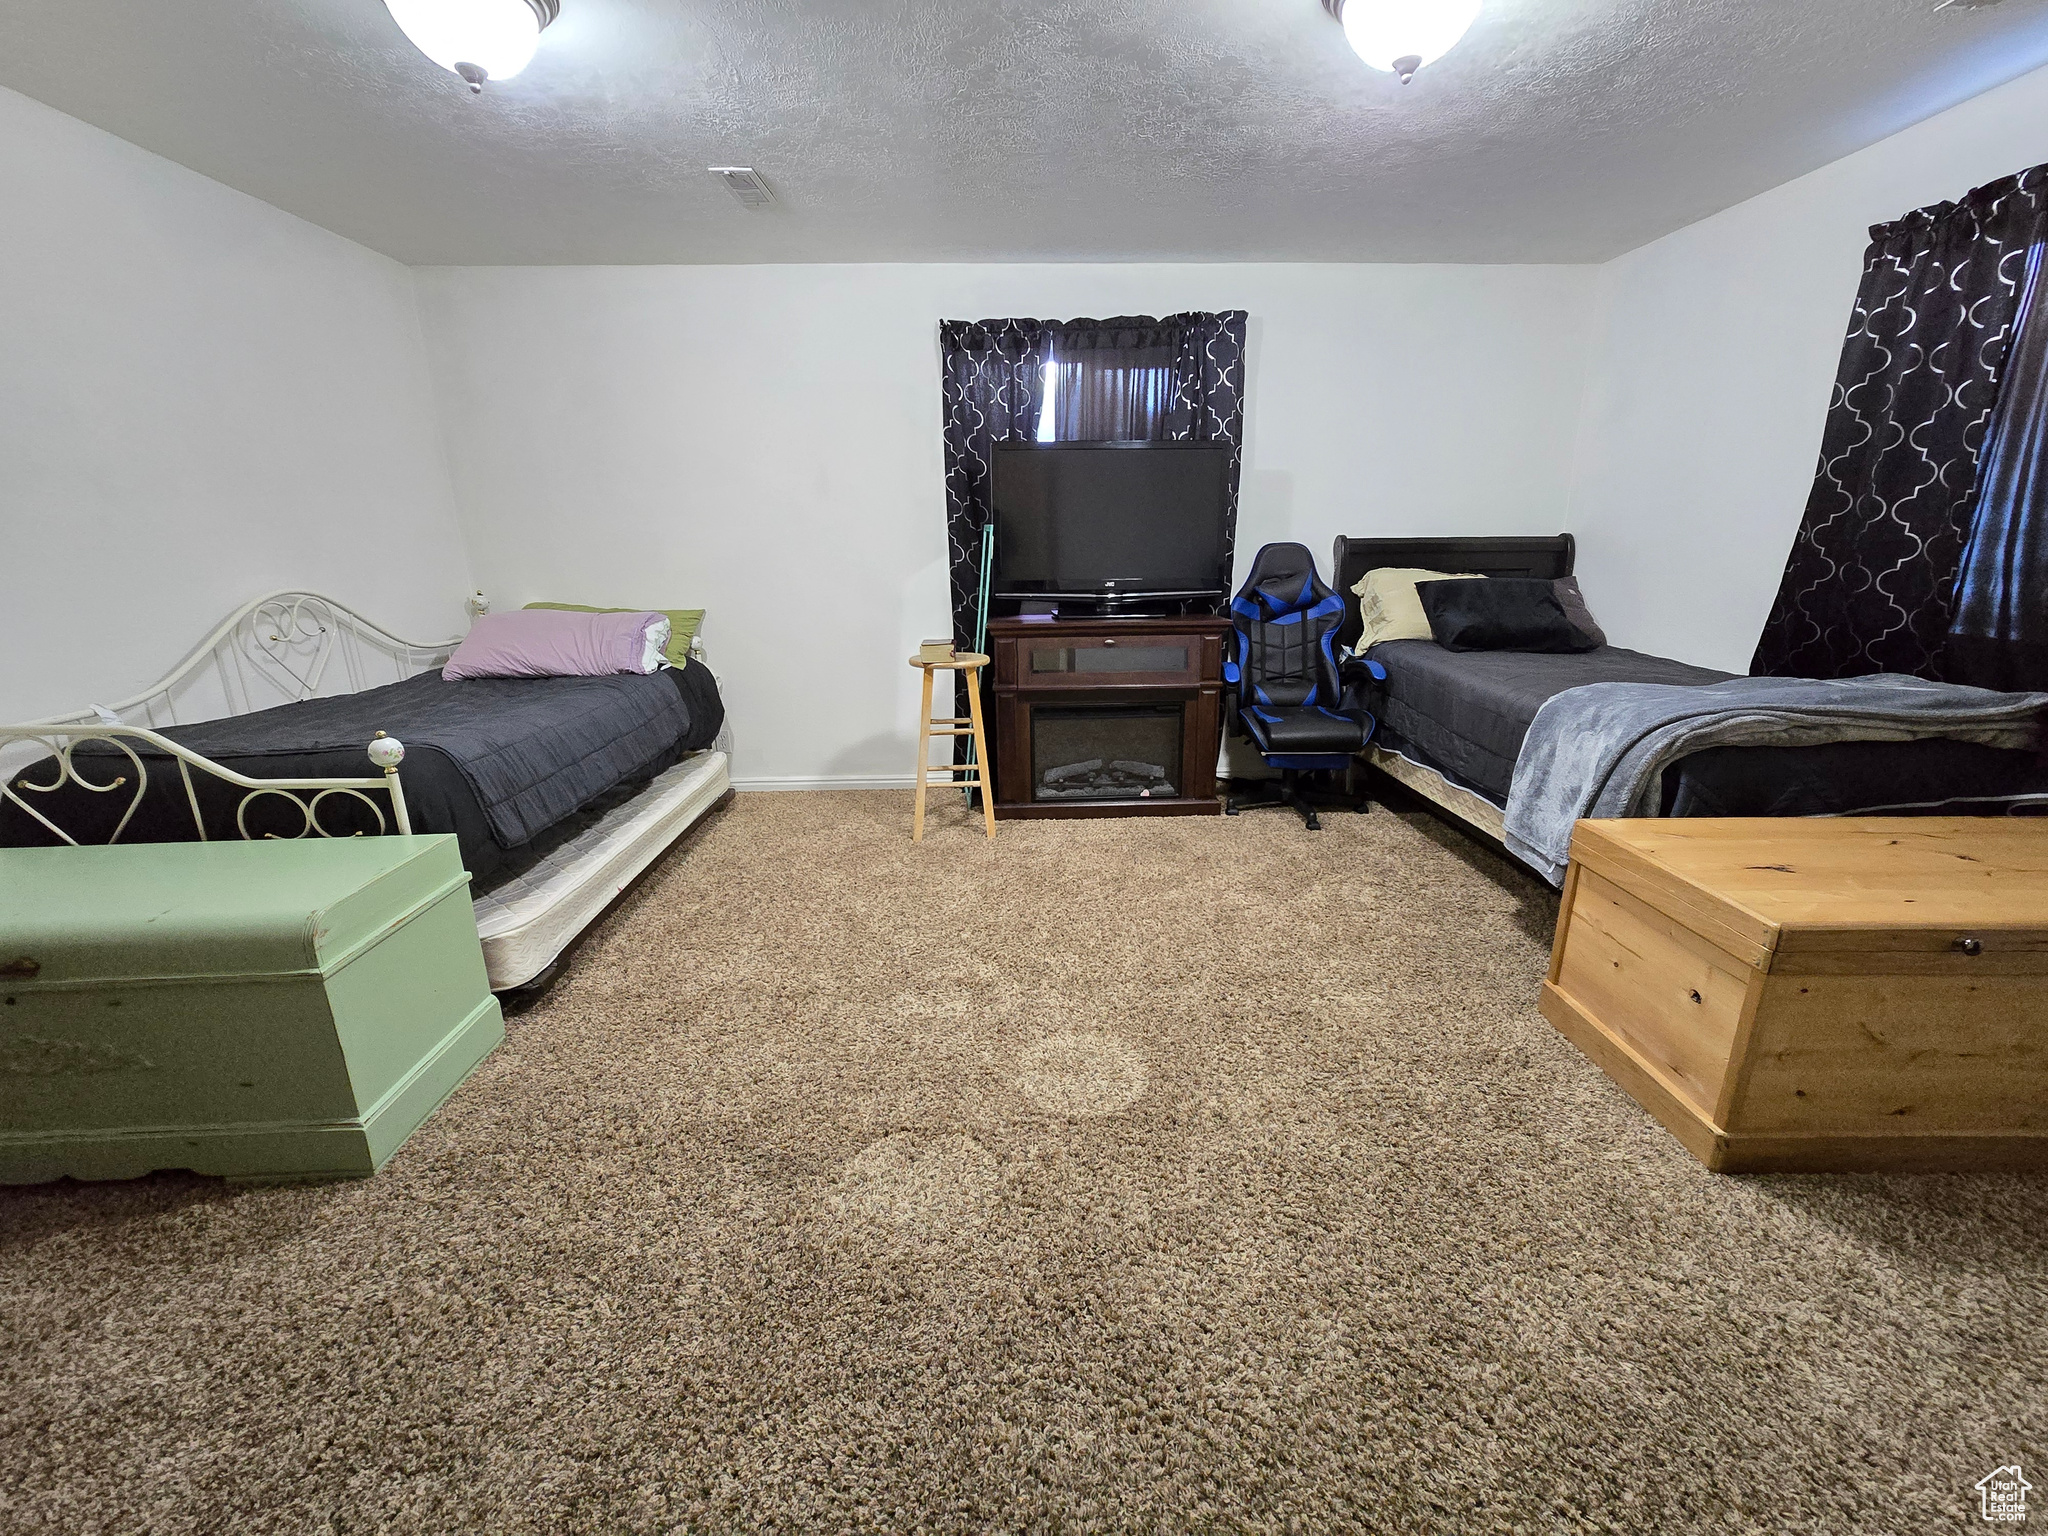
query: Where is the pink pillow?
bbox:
[442,608,669,681]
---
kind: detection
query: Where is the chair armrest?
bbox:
[1338,653,1386,718]
[1339,653,1387,684]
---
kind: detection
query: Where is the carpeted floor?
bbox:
[3,790,2044,1533]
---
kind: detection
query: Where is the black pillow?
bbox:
[1416,577,1598,653]
[1552,575,1607,649]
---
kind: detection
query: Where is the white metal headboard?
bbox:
[2,591,468,848]
[14,589,466,732]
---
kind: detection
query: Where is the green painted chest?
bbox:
[0,835,504,1182]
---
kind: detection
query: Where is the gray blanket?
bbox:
[1502,673,2048,885]
[1369,639,1731,803]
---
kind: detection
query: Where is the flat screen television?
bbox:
[990,441,1232,600]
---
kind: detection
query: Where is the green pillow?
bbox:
[524,603,703,669]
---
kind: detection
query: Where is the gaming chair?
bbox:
[1222,542,1385,830]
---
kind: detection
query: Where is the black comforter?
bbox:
[1372,640,1728,801]
[1369,638,2048,818]
[1,664,726,890]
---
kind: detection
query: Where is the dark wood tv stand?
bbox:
[987,614,1232,820]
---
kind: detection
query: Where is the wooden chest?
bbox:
[0,836,504,1183]
[1540,818,2048,1172]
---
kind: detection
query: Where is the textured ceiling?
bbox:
[4,0,2048,265]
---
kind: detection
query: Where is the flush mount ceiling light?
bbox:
[383,0,559,93]
[1322,0,1481,83]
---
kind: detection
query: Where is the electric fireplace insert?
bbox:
[1031,704,1183,802]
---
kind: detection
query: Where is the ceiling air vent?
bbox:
[709,167,776,208]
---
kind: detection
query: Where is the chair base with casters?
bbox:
[1223,756,1369,831]
[1222,542,1387,834]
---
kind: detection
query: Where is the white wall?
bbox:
[0,85,473,723]
[25,46,2041,768]
[414,263,1596,785]
[1565,61,2048,674]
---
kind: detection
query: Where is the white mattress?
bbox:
[472,749,730,990]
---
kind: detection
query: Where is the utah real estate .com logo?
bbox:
[1976,1464,2033,1524]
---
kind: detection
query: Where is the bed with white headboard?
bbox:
[0,591,731,994]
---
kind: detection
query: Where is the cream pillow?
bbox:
[1351,567,1485,650]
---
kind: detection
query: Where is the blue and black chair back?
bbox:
[1225,542,1382,769]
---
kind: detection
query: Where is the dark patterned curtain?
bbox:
[937,311,1247,771]
[1753,164,2048,679]
[1949,238,2048,691]
[938,311,1247,659]
[938,319,1052,660]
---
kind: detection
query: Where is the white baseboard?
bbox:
[731,775,921,791]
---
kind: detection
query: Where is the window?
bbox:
[1034,351,1177,442]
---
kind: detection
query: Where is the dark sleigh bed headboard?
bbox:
[1331,533,1576,651]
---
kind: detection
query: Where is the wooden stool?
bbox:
[909,652,996,842]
